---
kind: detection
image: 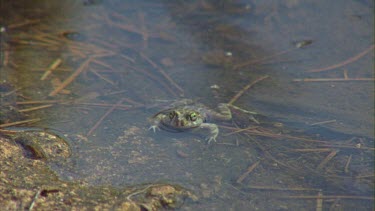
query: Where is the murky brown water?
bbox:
[1,0,374,210]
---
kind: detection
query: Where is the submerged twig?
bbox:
[316,191,323,211]
[344,154,352,173]
[293,78,375,82]
[233,48,296,70]
[49,57,92,96]
[0,118,41,128]
[310,120,336,126]
[28,188,41,210]
[244,185,320,192]
[236,160,260,183]
[7,19,41,29]
[316,150,339,170]
[40,58,62,80]
[124,62,177,97]
[87,98,126,136]
[19,104,53,113]
[306,44,374,73]
[139,52,184,95]
[90,69,115,85]
[279,195,373,200]
[220,125,329,144]
[228,75,269,105]
[289,148,332,153]
[16,100,136,110]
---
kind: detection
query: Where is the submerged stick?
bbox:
[233,48,296,70]
[0,118,41,128]
[289,148,332,153]
[310,120,336,126]
[236,160,260,183]
[344,154,352,173]
[19,104,53,113]
[306,44,374,73]
[280,195,373,200]
[245,185,320,191]
[228,75,269,105]
[16,100,136,110]
[139,52,184,95]
[49,57,91,96]
[86,98,126,136]
[29,188,41,210]
[316,150,340,170]
[316,191,323,211]
[40,58,62,80]
[293,78,375,82]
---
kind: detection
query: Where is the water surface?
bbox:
[1,0,373,210]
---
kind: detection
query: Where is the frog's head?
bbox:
[160,109,204,130]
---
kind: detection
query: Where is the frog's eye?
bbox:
[189,112,197,121]
[169,111,176,119]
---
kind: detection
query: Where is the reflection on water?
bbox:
[1,0,374,210]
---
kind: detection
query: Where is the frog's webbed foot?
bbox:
[206,136,217,144]
[197,123,219,144]
[148,125,160,133]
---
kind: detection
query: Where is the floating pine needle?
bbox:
[40,58,62,80]
[306,44,374,73]
[87,98,126,136]
[228,75,269,105]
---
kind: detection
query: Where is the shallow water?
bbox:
[1,0,374,210]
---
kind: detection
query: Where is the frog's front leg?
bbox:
[148,114,164,132]
[193,123,219,144]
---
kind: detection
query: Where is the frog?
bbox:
[149,99,232,144]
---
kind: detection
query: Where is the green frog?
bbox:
[149,99,233,144]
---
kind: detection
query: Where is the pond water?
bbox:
[1,0,374,210]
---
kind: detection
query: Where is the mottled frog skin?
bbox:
[149,99,232,143]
